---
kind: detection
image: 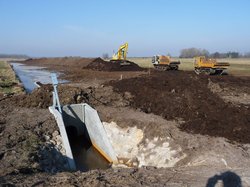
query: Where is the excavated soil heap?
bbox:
[109,71,250,144]
[2,85,92,109]
[85,58,144,71]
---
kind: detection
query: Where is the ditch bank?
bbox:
[0,61,24,96]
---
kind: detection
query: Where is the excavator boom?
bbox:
[112,43,128,61]
[110,43,131,66]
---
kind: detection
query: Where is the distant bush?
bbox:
[179,48,209,58]
[210,52,240,58]
[179,48,244,59]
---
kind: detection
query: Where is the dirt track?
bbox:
[1,57,250,186]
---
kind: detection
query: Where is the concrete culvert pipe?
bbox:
[49,103,118,171]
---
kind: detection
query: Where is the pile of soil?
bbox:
[85,58,144,71]
[3,85,92,109]
[109,71,250,144]
[209,75,250,93]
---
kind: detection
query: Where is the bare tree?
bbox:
[179,48,209,58]
[210,52,220,58]
[227,52,239,58]
[102,53,109,60]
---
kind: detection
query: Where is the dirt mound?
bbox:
[109,71,250,144]
[8,85,53,108]
[4,85,92,109]
[85,58,144,71]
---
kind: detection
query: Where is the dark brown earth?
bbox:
[109,71,250,144]
[2,85,88,109]
[1,57,250,186]
[85,58,144,71]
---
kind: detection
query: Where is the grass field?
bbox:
[128,57,250,76]
[0,61,23,95]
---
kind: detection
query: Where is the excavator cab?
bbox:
[110,43,131,66]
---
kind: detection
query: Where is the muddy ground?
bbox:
[1,57,250,186]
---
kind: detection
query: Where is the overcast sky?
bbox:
[0,0,250,57]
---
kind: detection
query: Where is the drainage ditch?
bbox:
[10,62,68,93]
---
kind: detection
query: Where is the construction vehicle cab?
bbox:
[110,43,131,66]
[194,56,230,75]
[152,55,180,71]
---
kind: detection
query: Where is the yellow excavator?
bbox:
[194,56,230,75]
[110,42,131,66]
[152,55,180,71]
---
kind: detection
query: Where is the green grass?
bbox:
[128,57,250,76]
[0,61,24,95]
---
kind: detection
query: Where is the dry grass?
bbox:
[128,57,250,76]
[0,61,24,94]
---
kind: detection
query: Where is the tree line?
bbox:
[0,54,29,59]
[179,48,250,58]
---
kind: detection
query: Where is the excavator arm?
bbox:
[112,43,128,61]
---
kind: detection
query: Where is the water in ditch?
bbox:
[10,62,68,93]
[65,125,110,171]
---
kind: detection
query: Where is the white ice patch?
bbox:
[103,121,186,168]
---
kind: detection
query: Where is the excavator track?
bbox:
[154,64,179,71]
[154,65,169,71]
[110,60,131,66]
[194,68,227,75]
